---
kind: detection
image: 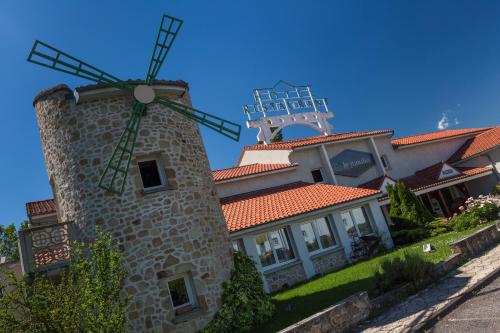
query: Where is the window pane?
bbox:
[232,239,246,254]
[255,234,276,267]
[311,169,324,183]
[300,222,320,252]
[352,207,373,236]
[168,277,190,308]
[269,229,295,263]
[315,218,336,249]
[341,212,357,240]
[138,160,163,188]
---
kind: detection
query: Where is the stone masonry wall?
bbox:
[33,83,233,333]
[311,248,347,275]
[264,261,306,293]
[278,292,371,333]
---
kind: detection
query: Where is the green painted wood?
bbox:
[28,40,133,92]
[98,103,145,194]
[156,97,241,141]
[146,15,183,84]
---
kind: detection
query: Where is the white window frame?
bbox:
[311,168,324,183]
[138,158,168,192]
[167,275,197,312]
[255,227,296,271]
[301,217,340,255]
[341,206,376,239]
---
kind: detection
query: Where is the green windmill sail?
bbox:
[28,14,241,195]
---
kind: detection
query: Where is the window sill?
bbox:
[141,184,173,195]
[173,307,204,324]
[262,259,302,275]
[309,246,343,260]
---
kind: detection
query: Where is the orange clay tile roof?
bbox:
[220,182,381,233]
[243,130,394,151]
[391,128,491,148]
[359,176,396,190]
[212,163,296,182]
[376,165,492,201]
[448,126,500,162]
[26,199,56,217]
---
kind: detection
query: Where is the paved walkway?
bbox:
[429,273,500,333]
[356,243,500,333]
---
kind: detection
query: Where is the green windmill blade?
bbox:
[156,97,241,141]
[98,102,146,194]
[146,15,183,84]
[28,40,133,92]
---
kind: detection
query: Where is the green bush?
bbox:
[391,228,429,246]
[450,211,481,231]
[492,184,500,195]
[203,252,274,333]
[387,182,434,229]
[470,202,499,221]
[426,219,453,237]
[373,251,434,293]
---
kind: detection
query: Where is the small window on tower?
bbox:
[168,275,197,316]
[311,169,324,183]
[138,160,165,190]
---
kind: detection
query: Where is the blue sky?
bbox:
[1,0,500,226]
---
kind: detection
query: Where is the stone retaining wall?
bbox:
[277,292,371,333]
[449,223,499,257]
[279,223,499,333]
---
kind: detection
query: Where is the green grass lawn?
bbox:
[251,222,495,333]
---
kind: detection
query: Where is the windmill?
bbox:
[27,14,241,195]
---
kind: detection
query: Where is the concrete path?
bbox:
[428,273,500,333]
[356,243,500,333]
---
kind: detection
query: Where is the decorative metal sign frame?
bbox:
[243,81,334,144]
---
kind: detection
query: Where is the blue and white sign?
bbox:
[330,149,375,177]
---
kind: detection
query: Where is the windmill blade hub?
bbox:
[134,84,155,104]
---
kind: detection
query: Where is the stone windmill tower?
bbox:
[29,15,240,333]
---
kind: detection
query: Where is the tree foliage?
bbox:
[270,126,283,143]
[387,182,434,245]
[387,181,433,228]
[203,252,274,333]
[0,228,127,333]
[0,222,27,262]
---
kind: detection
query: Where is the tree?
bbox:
[0,224,21,261]
[0,228,127,333]
[387,182,434,245]
[387,181,433,228]
[270,126,283,143]
[203,252,274,333]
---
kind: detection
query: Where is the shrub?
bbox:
[387,181,434,230]
[492,184,500,196]
[391,228,429,246]
[426,219,453,237]
[470,202,498,221]
[373,251,434,293]
[0,229,127,333]
[450,211,481,231]
[203,252,274,333]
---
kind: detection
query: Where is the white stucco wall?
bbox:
[375,135,475,179]
[322,139,383,187]
[238,149,292,166]
[466,173,498,196]
[215,168,304,198]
